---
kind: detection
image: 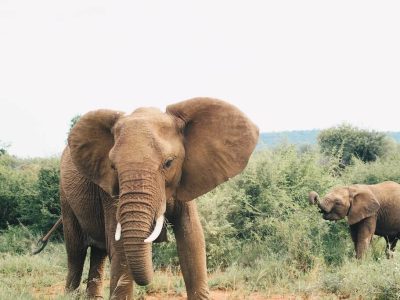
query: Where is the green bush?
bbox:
[0,225,37,255]
[0,154,60,233]
[318,124,393,166]
[20,164,61,233]
[198,145,351,271]
[342,152,400,185]
[0,154,37,229]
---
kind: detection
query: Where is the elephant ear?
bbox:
[68,109,123,195]
[347,186,380,225]
[167,97,259,202]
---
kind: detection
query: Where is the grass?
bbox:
[1,229,400,299]
[0,241,185,299]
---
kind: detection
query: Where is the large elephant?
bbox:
[60,97,258,299]
[309,181,400,259]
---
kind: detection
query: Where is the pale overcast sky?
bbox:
[1,1,399,157]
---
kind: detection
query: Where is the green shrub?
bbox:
[0,225,37,254]
[0,154,61,235]
[342,152,400,185]
[318,124,393,166]
[0,154,37,229]
[198,145,352,271]
[19,164,61,234]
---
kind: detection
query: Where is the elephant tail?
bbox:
[32,217,62,255]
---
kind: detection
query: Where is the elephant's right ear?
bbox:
[347,186,380,225]
[68,110,123,195]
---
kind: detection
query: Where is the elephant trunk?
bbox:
[308,191,330,213]
[119,196,153,286]
[117,170,165,286]
[308,191,320,206]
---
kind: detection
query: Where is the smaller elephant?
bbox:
[309,181,400,259]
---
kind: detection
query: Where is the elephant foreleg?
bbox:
[109,250,133,300]
[107,217,133,300]
[172,201,210,300]
[354,217,376,259]
[349,224,358,250]
[86,246,107,298]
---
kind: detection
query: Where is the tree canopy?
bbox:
[318,124,392,166]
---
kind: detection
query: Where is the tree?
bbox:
[318,124,391,166]
[18,165,61,232]
[69,115,81,132]
[0,154,37,229]
[0,141,9,155]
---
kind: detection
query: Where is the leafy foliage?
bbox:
[0,141,9,155]
[0,154,37,229]
[197,145,349,271]
[318,124,393,166]
[69,115,81,132]
[258,129,400,149]
[19,163,61,233]
[0,154,60,232]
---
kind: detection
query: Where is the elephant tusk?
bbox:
[144,215,165,243]
[115,222,122,241]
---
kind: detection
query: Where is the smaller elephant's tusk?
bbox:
[115,222,122,241]
[144,215,165,243]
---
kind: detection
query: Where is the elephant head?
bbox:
[68,97,259,286]
[309,185,380,224]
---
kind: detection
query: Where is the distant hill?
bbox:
[258,130,400,148]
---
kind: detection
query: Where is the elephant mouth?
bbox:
[322,212,341,221]
[319,207,331,216]
[322,213,331,220]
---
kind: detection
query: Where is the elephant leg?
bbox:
[86,246,107,298]
[109,252,133,300]
[172,201,210,300]
[62,199,87,292]
[385,237,397,259]
[349,224,359,251]
[100,199,134,300]
[355,217,376,259]
[391,238,398,251]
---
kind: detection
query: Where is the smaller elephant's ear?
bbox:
[68,109,123,195]
[347,186,380,225]
[167,97,259,202]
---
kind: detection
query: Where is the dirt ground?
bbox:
[33,283,319,300]
[145,291,296,300]
[33,283,303,300]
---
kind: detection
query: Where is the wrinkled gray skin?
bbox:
[60,98,259,299]
[309,181,400,259]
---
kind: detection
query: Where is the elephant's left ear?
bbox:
[347,186,380,225]
[167,97,259,202]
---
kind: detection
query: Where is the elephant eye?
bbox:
[163,158,174,169]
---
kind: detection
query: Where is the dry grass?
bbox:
[2,241,400,299]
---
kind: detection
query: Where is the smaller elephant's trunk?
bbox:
[308,191,320,205]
